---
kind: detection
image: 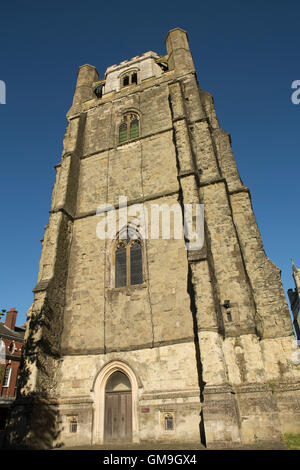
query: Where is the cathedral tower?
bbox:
[8,28,300,449]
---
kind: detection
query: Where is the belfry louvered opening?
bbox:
[121,71,138,88]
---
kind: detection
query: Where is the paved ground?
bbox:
[55,440,288,451]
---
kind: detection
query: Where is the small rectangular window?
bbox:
[227,312,233,322]
[2,368,11,388]
[164,414,174,430]
[70,420,77,433]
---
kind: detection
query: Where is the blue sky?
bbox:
[0,0,299,327]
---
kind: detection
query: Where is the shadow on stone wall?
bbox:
[187,264,207,448]
[3,394,62,450]
[3,300,64,449]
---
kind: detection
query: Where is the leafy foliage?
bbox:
[284,434,300,450]
[0,364,5,383]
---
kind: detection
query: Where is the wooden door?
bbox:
[104,390,132,442]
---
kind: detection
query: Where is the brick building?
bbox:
[0,309,25,434]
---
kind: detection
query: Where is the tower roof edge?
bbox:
[164,27,188,43]
[78,64,99,76]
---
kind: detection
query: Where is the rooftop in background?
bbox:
[0,309,26,341]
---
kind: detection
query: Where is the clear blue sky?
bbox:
[0,0,299,327]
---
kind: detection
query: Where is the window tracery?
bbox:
[119,112,140,144]
[115,226,143,288]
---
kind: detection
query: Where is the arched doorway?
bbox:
[104,371,132,442]
[92,361,140,445]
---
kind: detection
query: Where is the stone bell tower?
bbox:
[7,28,300,449]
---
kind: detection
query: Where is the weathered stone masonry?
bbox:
[7,28,300,449]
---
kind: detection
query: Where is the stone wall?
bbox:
[58,342,201,447]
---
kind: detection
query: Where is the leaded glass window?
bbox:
[115,227,143,287]
[119,122,127,144]
[115,246,127,288]
[130,243,143,285]
[129,119,139,140]
[118,113,139,144]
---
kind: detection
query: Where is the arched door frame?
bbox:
[91,360,140,444]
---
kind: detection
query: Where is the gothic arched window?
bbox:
[115,227,143,288]
[119,113,140,144]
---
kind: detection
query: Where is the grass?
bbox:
[284,434,300,450]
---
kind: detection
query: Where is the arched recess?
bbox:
[91,360,141,444]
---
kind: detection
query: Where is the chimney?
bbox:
[5,308,18,331]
